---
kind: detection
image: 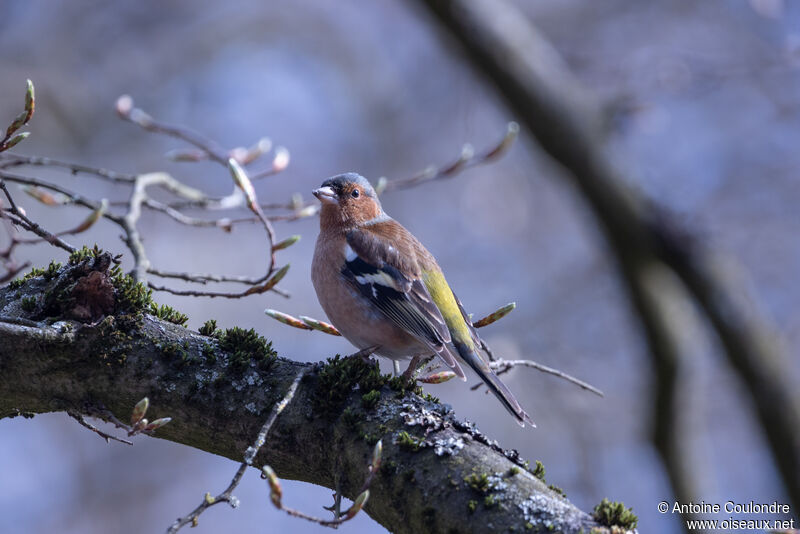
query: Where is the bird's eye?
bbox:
[351,189,360,198]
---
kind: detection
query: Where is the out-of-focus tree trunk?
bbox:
[412,0,800,520]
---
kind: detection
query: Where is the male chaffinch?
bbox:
[311,173,534,427]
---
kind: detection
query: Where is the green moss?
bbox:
[68,244,105,265]
[202,342,217,363]
[8,264,49,289]
[161,341,190,363]
[532,460,546,482]
[149,302,188,326]
[467,500,478,514]
[360,432,380,446]
[548,484,566,498]
[342,407,360,429]
[464,472,493,493]
[396,430,423,452]
[68,245,94,265]
[388,375,422,397]
[507,466,520,477]
[44,260,61,280]
[8,278,24,289]
[20,296,36,312]
[592,498,638,530]
[361,389,381,410]
[527,460,566,497]
[484,494,500,508]
[216,326,277,372]
[423,392,440,403]
[112,271,152,312]
[199,319,218,336]
[525,523,533,531]
[313,355,389,414]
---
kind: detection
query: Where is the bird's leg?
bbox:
[346,344,380,364]
[393,360,401,376]
[400,355,423,384]
[401,354,434,382]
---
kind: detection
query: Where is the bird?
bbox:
[311,172,534,427]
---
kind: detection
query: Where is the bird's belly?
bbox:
[312,268,425,360]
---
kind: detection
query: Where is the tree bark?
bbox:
[0,256,611,534]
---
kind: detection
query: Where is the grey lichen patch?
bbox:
[486,473,509,492]
[399,401,446,430]
[193,368,219,389]
[229,369,265,392]
[433,436,464,456]
[518,494,587,532]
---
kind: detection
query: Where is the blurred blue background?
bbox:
[1,1,799,532]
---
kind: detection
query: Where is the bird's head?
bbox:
[313,173,385,229]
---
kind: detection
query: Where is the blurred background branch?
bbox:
[414,0,800,526]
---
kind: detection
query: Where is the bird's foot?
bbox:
[400,354,435,386]
[346,345,380,364]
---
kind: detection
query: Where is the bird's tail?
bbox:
[454,341,535,428]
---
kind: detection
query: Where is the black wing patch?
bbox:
[343,229,466,378]
[341,254,448,348]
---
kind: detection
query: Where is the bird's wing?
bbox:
[344,227,465,378]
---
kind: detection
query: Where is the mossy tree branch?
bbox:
[0,256,618,534]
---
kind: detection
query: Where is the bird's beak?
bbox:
[312,186,337,204]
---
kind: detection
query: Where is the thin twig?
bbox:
[475,357,604,397]
[68,412,133,446]
[0,153,136,183]
[0,170,123,223]
[263,439,379,528]
[149,281,290,299]
[382,122,518,192]
[116,97,281,289]
[166,368,306,534]
[116,95,230,165]
[149,267,277,287]
[1,181,75,252]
